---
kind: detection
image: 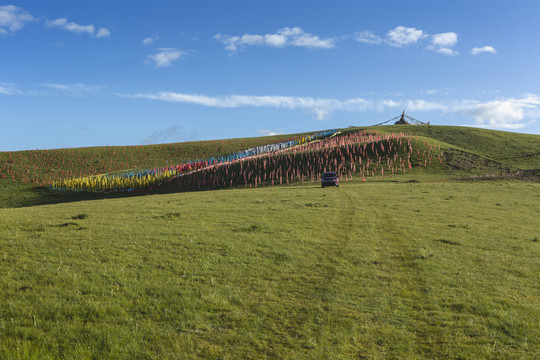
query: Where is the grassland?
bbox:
[1,177,539,359]
[0,125,539,359]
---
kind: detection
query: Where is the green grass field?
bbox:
[0,125,539,359]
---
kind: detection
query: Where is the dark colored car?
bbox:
[321,172,339,187]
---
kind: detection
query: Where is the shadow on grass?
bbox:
[1,186,151,209]
[5,182,294,208]
[4,180,333,208]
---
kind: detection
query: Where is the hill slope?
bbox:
[1,125,539,208]
[360,125,540,171]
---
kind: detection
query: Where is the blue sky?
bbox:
[1,0,539,151]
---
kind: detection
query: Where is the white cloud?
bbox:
[215,27,335,52]
[0,82,102,96]
[431,32,458,47]
[120,92,373,120]
[427,32,459,55]
[360,27,461,56]
[470,46,497,55]
[455,95,540,129]
[47,18,93,35]
[0,5,33,34]
[0,83,21,95]
[379,99,400,109]
[119,91,540,129]
[120,92,380,121]
[96,28,110,38]
[436,47,459,56]
[264,33,286,47]
[311,108,331,121]
[214,35,236,51]
[241,34,264,45]
[386,26,425,47]
[46,18,65,27]
[46,17,110,38]
[354,31,382,44]
[41,83,101,96]
[148,48,184,67]
[143,37,156,45]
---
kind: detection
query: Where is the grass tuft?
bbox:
[435,238,461,246]
[54,221,79,227]
[157,212,181,220]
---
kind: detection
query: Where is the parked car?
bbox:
[321,172,339,187]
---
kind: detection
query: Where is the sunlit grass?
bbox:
[1,177,538,359]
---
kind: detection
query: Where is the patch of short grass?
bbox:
[0,177,538,359]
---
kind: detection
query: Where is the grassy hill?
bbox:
[0,133,302,208]
[346,125,539,172]
[1,125,538,208]
[0,125,539,359]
